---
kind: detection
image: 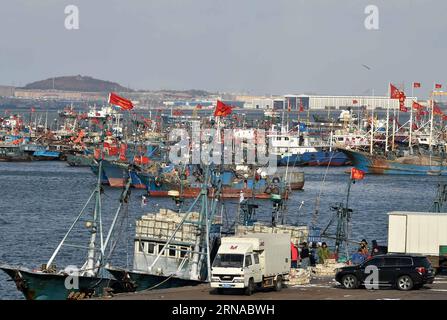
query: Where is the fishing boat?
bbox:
[139,165,297,199]
[0,145,31,162]
[0,161,134,300]
[341,148,447,175]
[106,167,222,292]
[268,124,348,167]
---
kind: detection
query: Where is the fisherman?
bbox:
[371,240,380,256]
[309,242,318,266]
[351,248,366,265]
[359,239,369,256]
[290,242,299,268]
[317,242,330,264]
[300,242,310,269]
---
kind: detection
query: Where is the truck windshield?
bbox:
[212,254,244,268]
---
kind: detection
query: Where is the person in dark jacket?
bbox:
[310,242,318,266]
[300,242,310,268]
[371,240,380,256]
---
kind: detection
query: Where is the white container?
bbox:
[388,211,447,256]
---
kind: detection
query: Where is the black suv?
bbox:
[335,254,435,290]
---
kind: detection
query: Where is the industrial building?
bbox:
[274,94,417,111]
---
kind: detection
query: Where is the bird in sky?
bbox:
[361,64,371,70]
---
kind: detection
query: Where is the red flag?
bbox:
[214,100,233,117]
[390,83,401,99]
[352,100,358,104]
[433,102,443,116]
[108,92,134,110]
[413,82,421,88]
[435,84,442,89]
[412,101,424,110]
[351,168,365,180]
[398,89,407,112]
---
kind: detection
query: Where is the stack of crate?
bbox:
[310,259,346,277]
[136,209,201,243]
[235,222,309,245]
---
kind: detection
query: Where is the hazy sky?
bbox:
[1,0,446,97]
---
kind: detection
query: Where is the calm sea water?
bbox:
[0,161,441,299]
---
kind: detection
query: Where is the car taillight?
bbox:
[416,267,426,275]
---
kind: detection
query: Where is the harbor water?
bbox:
[0,161,441,299]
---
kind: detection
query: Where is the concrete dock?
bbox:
[104,274,447,300]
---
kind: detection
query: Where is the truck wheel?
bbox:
[245,278,255,296]
[274,276,282,291]
[341,274,358,289]
[397,275,414,291]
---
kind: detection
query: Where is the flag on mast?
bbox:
[350,168,365,180]
[108,92,134,110]
[214,100,233,117]
[390,83,407,112]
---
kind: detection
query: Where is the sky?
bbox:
[0,0,446,98]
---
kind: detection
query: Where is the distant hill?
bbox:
[23,75,131,92]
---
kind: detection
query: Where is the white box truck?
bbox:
[210,233,290,295]
[388,211,447,270]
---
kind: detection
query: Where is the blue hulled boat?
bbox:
[278,151,350,167]
[341,148,447,175]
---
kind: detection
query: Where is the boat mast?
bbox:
[385,83,390,153]
[429,90,435,154]
[85,160,103,276]
[370,108,374,154]
[391,105,396,151]
[409,85,414,154]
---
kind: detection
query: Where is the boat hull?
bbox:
[341,149,447,175]
[101,160,146,189]
[107,267,203,292]
[148,186,289,199]
[0,265,130,300]
[66,154,94,167]
[278,151,350,167]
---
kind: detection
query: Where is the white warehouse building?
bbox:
[275,94,417,111]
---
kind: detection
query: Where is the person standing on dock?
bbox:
[300,242,310,268]
[359,239,369,256]
[371,240,380,256]
[310,242,318,266]
[291,242,299,268]
[317,242,330,264]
